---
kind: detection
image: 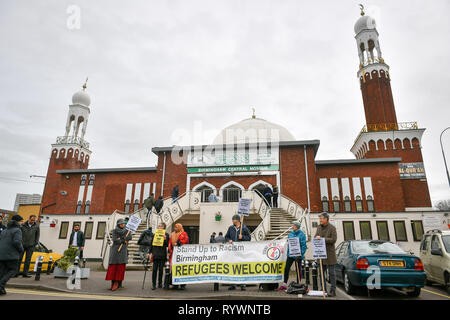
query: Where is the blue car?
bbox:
[335,240,426,297]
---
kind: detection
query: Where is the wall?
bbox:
[17,204,40,221]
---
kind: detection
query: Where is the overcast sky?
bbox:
[0,0,449,210]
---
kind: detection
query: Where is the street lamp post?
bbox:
[440,127,450,188]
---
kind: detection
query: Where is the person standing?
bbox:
[147,222,169,290]
[214,232,226,244]
[209,232,216,243]
[277,221,307,291]
[18,215,40,277]
[208,193,218,202]
[144,193,156,220]
[272,185,279,208]
[0,215,24,295]
[154,196,164,214]
[0,215,6,236]
[225,214,251,291]
[137,226,153,257]
[68,223,85,259]
[171,185,179,203]
[105,219,132,291]
[314,212,337,297]
[262,184,273,208]
[168,223,189,290]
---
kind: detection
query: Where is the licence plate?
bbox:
[379,260,405,268]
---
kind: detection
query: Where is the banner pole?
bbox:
[295,260,300,283]
[240,215,244,237]
[319,259,326,299]
[118,230,130,252]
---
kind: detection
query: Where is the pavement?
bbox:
[3,269,346,300]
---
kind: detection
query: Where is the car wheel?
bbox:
[344,271,355,295]
[407,287,421,298]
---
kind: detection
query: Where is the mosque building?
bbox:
[38,9,448,262]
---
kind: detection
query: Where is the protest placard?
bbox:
[312,238,327,259]
[152,229,166,247]
[237,198,251,216]
[288,237,301,257]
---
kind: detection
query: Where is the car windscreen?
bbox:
[442,235,450,254]
[351,241,406,255]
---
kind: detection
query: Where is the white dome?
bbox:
[213,117,295,145]
[354,15,376,35]
[72,90,91,107]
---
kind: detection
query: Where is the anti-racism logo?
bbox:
[263,242,284,261]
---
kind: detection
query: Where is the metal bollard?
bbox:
[301,260,305,280]
[35,256,43,281]
[46,257,53,275]
[72,256,80,285]
[312,261,318,291]
[305,260,310,285]
[82,258,87,269]
[163,259,170,290]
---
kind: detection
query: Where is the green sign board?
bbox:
[188,165,279,173]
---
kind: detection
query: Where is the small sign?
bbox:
[398,162,426,180]
[125,215,142,232]
[237,198,252,217]
[288,237,302,257]
[312,238,327,259]
[152,229,166,247]
[423,216,441,228]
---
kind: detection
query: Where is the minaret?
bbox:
[350,7,431,209]
[40,80,92,214]
[355,5,398,131]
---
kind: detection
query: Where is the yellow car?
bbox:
[19,242,63,273]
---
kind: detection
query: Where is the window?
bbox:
[222,186,242,202]
[321,197,329,212]
[335,242,343,255]
[76,201,82,214]
[197,185,214,202]
[355,196,363,212]
[124,200,131,214]
[411,220,424,242]
[376,221,390,241]
[343,222,355,240]
[339,242,348,256]
[359,221,372,240]
[84,201,90,214]
[393,221,408,242]
[420,235,430,251]
[344,196,351,212]
[80,174,87,186]
[96,222,106,239]
[84,221,94,239]
[133,200,139,212]
[431,235,441,250]
[333,196,340,213]
[367,195,375,212]
[59,222,69,239]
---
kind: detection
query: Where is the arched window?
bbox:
[249,180,271,199]
[197,185,214,202]
[124,200,131,214]
[367,195,375,212]
[221,183,243,203]
[133,199,139,212]
[355,196,363,212]
[344,196,352,212]
[322,196,329,212]
[84,200,91,214]
[76,201,82,214]
[333,196,340,213]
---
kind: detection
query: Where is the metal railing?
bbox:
[354,121,419,143]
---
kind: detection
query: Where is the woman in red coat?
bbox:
[168,223,189,290]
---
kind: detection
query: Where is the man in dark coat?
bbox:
[154,196,164,214]
[144,193,155,219]
[68,223,85,259]
[171,185,179,203]
[18,215,40,277]
[147,222,169,290]
[209,232,216,243]
[137,227,153,254]
[225,214,251,291]
[272,185,279,208]
[0,215,24,295]
[314,212,337,297]
[262,184,273,208]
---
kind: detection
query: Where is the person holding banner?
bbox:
[277,221,307,291]
[225,214,251,291]
[105,219,132,291]
[168,223,189,290]
[147,222,169,290]
[314,212,337,297]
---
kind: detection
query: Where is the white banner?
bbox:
[125,215,141,232]
[312,238,327,259]
[172,240,287,284]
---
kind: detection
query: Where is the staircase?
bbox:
[264,208,295,240]
[126,221,150,270]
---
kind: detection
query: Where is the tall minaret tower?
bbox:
[40,80,92,213]
[350,6,431,209]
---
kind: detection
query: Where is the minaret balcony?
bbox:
[55,135,90,149]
